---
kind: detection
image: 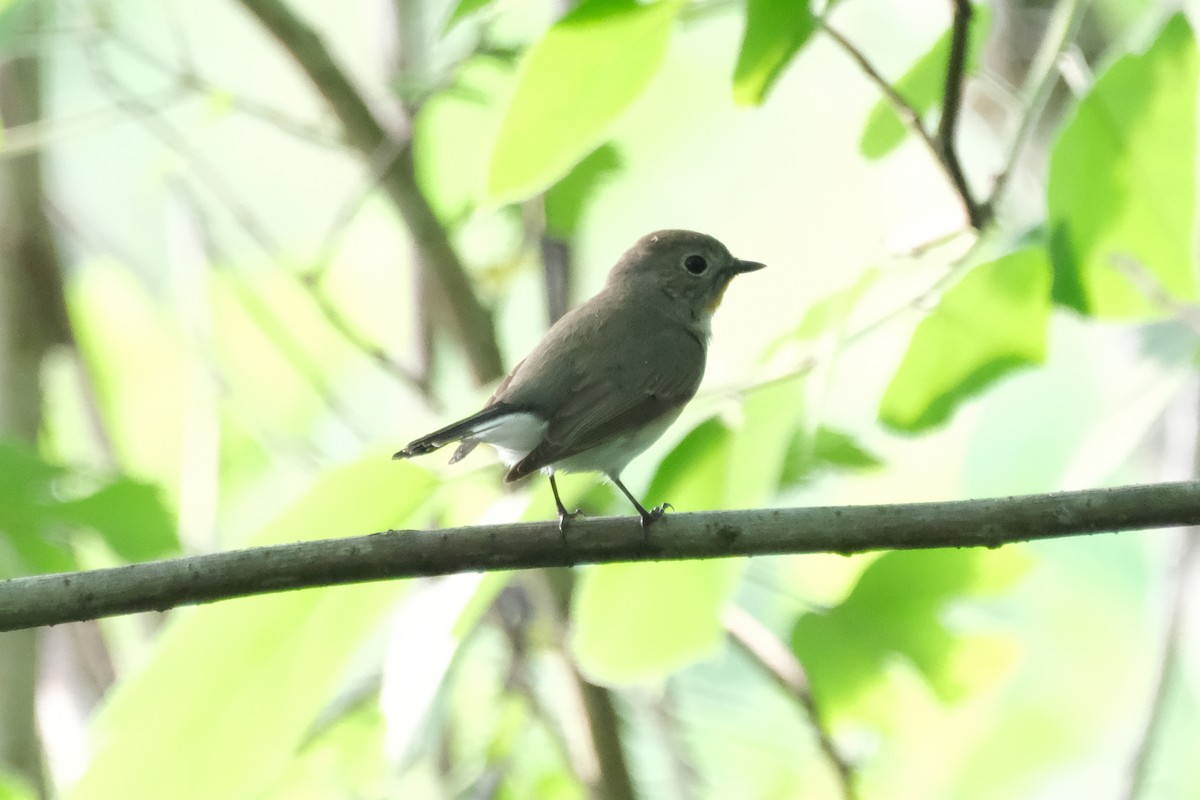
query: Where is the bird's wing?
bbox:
[505,330,704,480]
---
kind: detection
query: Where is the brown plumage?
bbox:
[395,230,765,530]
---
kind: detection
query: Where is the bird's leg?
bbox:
[549,474,583,536]
[611,475,671,535]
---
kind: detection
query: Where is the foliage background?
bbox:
[1,0,1198,798]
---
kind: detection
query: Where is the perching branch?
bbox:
[5,481,1200,632]
[233,0,505,384]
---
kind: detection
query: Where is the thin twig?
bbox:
[985,0,1091,218]
[820,18,979,227]
[1109,254,1200,335]
[732,234,982,398]
[82,13,430,398]
[543,568,637,800]
[234,0,505,384]
[820,22,939,159]
[104,25,344,147]
[725,606,857,800]
[1121,530,1200,800]
[937,0,983,227]
[6,480,1200,631]
[83,32,368,434]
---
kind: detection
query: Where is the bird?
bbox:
[394,229,766,530]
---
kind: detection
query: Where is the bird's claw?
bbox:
[638,502,673,532]
[557,508,585,540]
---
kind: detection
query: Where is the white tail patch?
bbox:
[468,412,548,467]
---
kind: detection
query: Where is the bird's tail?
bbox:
[392,404,516,461]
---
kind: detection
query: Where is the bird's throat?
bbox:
[706,282,730,313]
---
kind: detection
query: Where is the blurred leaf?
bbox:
[444,0,494,33]
[0,440,178,576]
[56,479,176,563]
[792,548,1029,713]
[201,88,236,119]
[790,268,879,341]
[544,144,623,238]
[68,457,435,800]
[859,4,992,159]
[259,705,387,800]
[0,771,35,800]
[1047,13,1197,317]
[0,0,34,54]
[880,247,1052,432]
[780,426,882,488]
[725,378,804,507]
[732,0,815,105]
[760,269,879,364]
[644,417,731,510]
[415,58,516,222]
[573,419,743,685]
[68,261,186,498]
[487,0,682,203]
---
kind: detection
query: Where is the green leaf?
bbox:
[572,419,743,685]
[544,144,623,238]
[725,378,804,507]
[859,5,993,159]
[792,548,1029,713]
[780,426,882,488]
[790,269,879,341]
[573,559,742,686]
[880,247,1052,432]
[67,457,435,800]
[0,770,36,800]
[55,479,176,563]
[759,269,878,364]
[443,0,494,33]
[1047,14,1198,317]
[0,0,35,55]
[415,58,516,222]
[0,440,178,576]
[643,417,730,510]
[732,0,816,106]
[487,0,682,203]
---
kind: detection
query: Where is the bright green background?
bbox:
[1,0,1198,798]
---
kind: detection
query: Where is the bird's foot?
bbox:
[557,507,585,541]
[638,503,673,535]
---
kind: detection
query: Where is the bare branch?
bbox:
[1121,531,1200,800]
[936,0,983,227]
[544,568,638,800]
[5,481,1200,632]
[985,0,1091,217]
[1109,254,1200,335]
[821,16,981,228]
[233,0,505,383]
[725,606,858,800]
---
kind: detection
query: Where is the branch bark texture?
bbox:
[3,481,1200,631]
[234,0,504,383]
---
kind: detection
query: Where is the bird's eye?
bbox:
[683,254,708,275]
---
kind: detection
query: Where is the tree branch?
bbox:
[1121,530,1200,800]
[5,481,1200,631]
[937,0,982,227]
[725,606,857,800]
[821,14,982,229]
[983,0,1090,219]
[233,0,504,384]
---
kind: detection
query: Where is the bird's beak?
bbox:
[732,259,767,274]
